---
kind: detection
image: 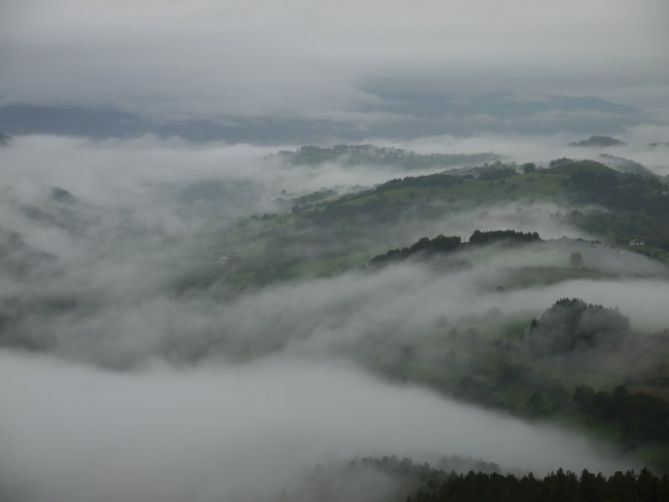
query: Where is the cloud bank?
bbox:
[0,353,633,502]
[1,0,668,130]
[1,134,667,501]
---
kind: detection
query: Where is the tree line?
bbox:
[370,230,542,266]
[407,468,668,502]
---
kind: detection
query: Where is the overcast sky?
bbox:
[1,0,668,132]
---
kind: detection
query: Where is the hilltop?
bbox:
[275,144,500,169]
[195,157,669,291]
[569,135,625,147]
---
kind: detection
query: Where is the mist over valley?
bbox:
[2,1,669,500]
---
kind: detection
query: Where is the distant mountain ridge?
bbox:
[0,93,645,141]
[569,135,625,147]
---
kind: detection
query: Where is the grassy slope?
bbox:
[204,170,573,289]
[206,161,669,291]
[183,161,669,468]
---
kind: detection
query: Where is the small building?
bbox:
[629,239,645,247]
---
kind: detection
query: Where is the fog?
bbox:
[0,353,632,502]
[1,0,668,498]
[0,134,458,207]
[154,257,669,370]
[2,0,668,127]
[1,134,668,500]
[1,134,666,363]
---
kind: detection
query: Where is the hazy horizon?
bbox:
[1,0,669,142]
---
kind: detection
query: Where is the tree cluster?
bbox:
[339,457,668,502]
[378,172,464,191]
[370,230,543,267]
[468,229,540,245]
[574,385,669,442]
[408,468,668,502]
[370,235,462,266]
[526,298,629,355]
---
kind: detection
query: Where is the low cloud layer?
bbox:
[1,135,666,366]
[1,0,668,129]
[0,352,632,502]
[2,1,669,495]
[1,134,667,501]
